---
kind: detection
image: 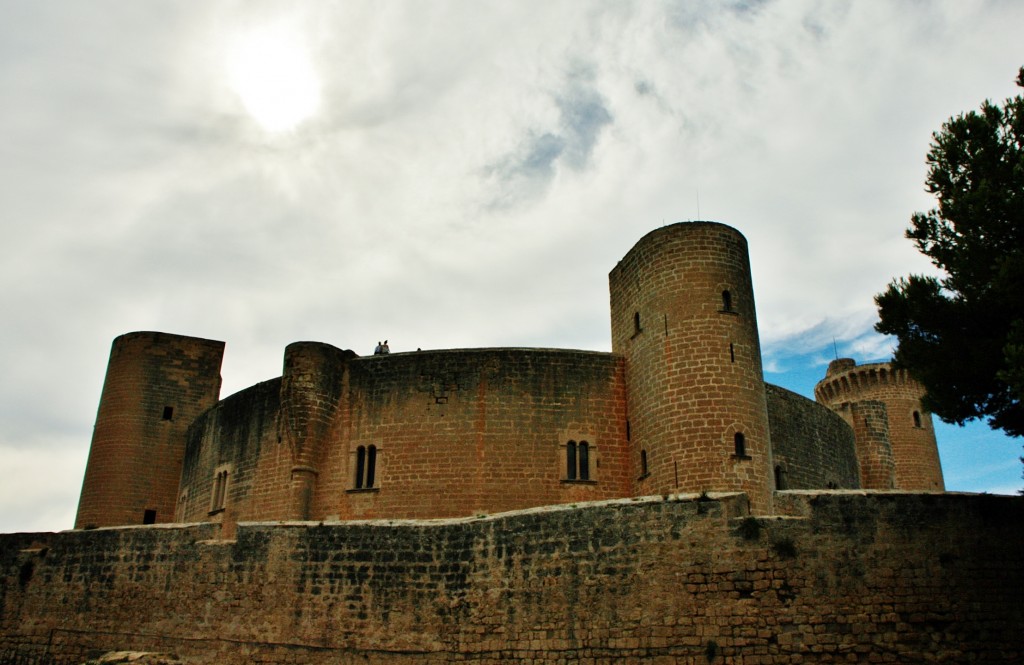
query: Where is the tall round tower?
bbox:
[75,331,224,528]
[610,222,773,512]
[814,359,944,491]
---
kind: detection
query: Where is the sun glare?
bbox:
[226,27,321,132]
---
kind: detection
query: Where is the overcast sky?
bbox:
[2,1,1022,533]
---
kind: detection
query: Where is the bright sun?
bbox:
[226,27,321,132]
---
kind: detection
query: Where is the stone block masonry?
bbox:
[76,332,224,529]
[75,223,935,534]
[2,492,1021,664]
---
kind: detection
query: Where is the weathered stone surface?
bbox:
[2,492,1021,664]
[82,652,184,664]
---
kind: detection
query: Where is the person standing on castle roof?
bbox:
[373,341,382,355]
[381,340,390,354]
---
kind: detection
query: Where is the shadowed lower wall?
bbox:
[2,492,1021,664]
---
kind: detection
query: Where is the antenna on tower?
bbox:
[832,337,839,360]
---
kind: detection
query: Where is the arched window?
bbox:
[565,440,596,482]
[355,446,366,489]
[734,432,746,457]
[365,445,377,488]
[721,290,733,312]
[352,444,381,490]
[210,468,229,513]
[912,411,922,428]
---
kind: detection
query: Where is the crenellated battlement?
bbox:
[815,359,917,404]
[814,358,944,491]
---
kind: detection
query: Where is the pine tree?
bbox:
[875,67,1024,437]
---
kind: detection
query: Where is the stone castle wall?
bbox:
[764,385,860,490]
[3,492,1021,664]
[178,348,630,531]
[75,224,939,531]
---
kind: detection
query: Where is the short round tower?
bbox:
[814,359,944,491]
[75,332,224,528]
[610,222,773,512]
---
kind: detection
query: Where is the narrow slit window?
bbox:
[578,442,590,481]
[355,446,366,489]
[566,441,577,481]
[633,311,642,335]
[365,445,377,488]
[162,406,174,421]
[912,411,922,428]
[640,449,648,477]
[218,471,228,509]
[210,469,229,513]
[729,343,735,363]
[734,432,746,457]
[721,290,733,311]
[774,465,786,490]
[351,444,380,491]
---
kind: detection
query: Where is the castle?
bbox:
[5,222,1020,665]
[75,221,943,533]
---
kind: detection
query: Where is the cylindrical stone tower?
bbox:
[75,332,224,528]
[610,222,773,512]
[815,359,944,491]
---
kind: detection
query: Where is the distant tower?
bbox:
[814,359,944,491]
[75,332,224,528]
[610,222,774,512]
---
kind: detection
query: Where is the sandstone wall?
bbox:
[319,348,630,521]
[178,348,630,530]
[816,360,943,491]
[178,377,282,528]
[3,493,1021,664]
[610,222,773,512]
[764,384,860,490]
[76,332,224,529]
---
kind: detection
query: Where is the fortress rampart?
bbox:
[3,492,1022,664]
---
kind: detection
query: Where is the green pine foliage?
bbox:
[876,67,1024,437]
